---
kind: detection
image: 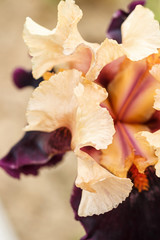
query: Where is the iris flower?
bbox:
[2,0,160,238]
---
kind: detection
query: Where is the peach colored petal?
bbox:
[100,123,157,178]
[23,0,84,78]
[122,5,160,61]
[25,70,80,132]
[136,131,160,177]
[150,64,160,82]
[25,69,115,152]
[74,151,132,217]
[154,89,160,110]
[86,39,125,81]
[75,152,109,192]
[23,0,99,79]
[78,178,132,216]
[86,6,160,81]
[72,79,115,151]
[125,125,157,173]
[153,65,160,111]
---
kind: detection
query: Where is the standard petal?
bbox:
[106,1,146,43]
[122,5,160,61]
[26,69,115,152]
[23,0,84,78]
[72,79,115,150]
[86,39,125,81]
[25,70,81,132]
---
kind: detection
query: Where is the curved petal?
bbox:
[86,39,125,81]
[25,70,81,132]
[75,151,132,217]
[136,130,160,176]
[154,89,160,110]
[100,123,157,178]
[75,152,110,192]
[23,0,99,78]
[106,1,146,44]
[122,5,160,61]
[25,69,115,151]
[0,128,71,178]
[23,0,84,78]
[71,167,160,240]
[78,176,132,217]
[150,64,160,81]
[72,79,115,150]
[87,5,160,81]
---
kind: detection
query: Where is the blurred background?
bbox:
[0,0,133,239]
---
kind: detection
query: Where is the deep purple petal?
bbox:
[71,167,160,240]
[107,1,146,43]
[0,128,71,178]
[13,68,43,89]
[1,154,63,179]
[128,1,146,12]
[146,111,160,132]
[107,10,127,43]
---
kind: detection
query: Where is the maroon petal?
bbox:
[13,68,43,89]
[96,57,125,89]
[0,128,71,178]
[107,10,127,44]
[147,110,160,132]
[107,1,146,44]
[128,1,146,12]
[71,167,160,240]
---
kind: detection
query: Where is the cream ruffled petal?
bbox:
[154,89,160,110]
[150,65,160,113]
[136,131,160,177]
[122,5,160,61]
[78,178,132,216]
[150,64,160,81]
[72,79,115,150]
[75,152,110,192]
[25,69,114,152]
[25,69,80,132]
[75,151,132,216]
[86,39,125,81]
[86,5,160,81]
[23,0,84,78]
[75,150,132,217]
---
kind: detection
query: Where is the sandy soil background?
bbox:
[0,0,130,239]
